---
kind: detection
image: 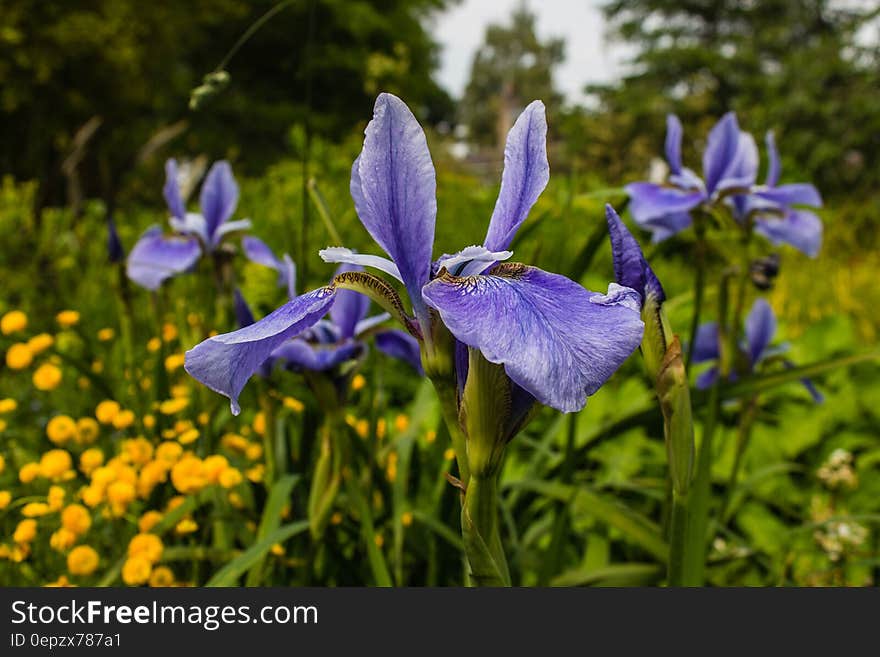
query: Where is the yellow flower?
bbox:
[81,485,103,508]
[401,511,413,527]
[171,456,207,494]
[355,419,369,439]
[197,412,209,426]
[149,566,175,587]
[177,428,199,445]
[137,461,168,498]
[33,363,63,390]
[1,310,27,335]
[218,467,243,488]
[376,418,387,440]
[45,575,73,587]
[253,412,266,436]
[107,480,136,513]
[443,447,455,461]
[95,400,120,424]
[156,441,183,464]
[122,556,152,585]
[228,491,245,508]
[19,462,41,483]
[143,414,156,429]
[46,415,77,445]
[385,451,398,482]
[146,337,161,352]
[56,310,80,328]
[394,414,409,433]
[0,491,11,509]
[27,333,54,355]
[112,409,135,430]
[67,545,99,575]
[330,511,343,525]
[128,533,163,564]
[6,343,33,370]
[40,450,73,480]
[61,504,92,535]
[283,396,305,413]
[425,430,437,444]
[203,455,229,483]
[48,485,65,511]
[0,398,17,414]
[75,417,100,445]
[174,518,198,535]
[166,496,186,512]
[270,543,285,556]
[79,448,104,475]
[245,464,265,483]
[351,373,366,391]
[162,323,178,342]
[159,397,189,415]
[97,327,115,342]
[122,437,153,466]
[138,511,163,533]
[374,533,384,548]
[13,519,37,543]
[164,353,185,372]
[50,528,77,551]
[221,433,248,452]
[22,502,51,517]
[245,443,263,461]
[0,453,4,474]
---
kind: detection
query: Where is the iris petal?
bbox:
[754,209,822,257]
[211,219,252,248]
[375,329,424,374]
[745,298,776,365]
[199,161,239,241]
[273,339,361,372]
[765,131,781,187]
[126,226,201,291]
[702,112,741,194]
[350,93,436,323]
[665,114,683,175]
[691,322,720,364]
[605,205,665,304]
[184,287,336,414]
[626,182,703,230]
[422,264,644,413]
[319,247,403,283]
[434,245,513,277]
[754,184,822,208]
[163,159,186,220]
[484,100,550,252]
[169,212,209,245]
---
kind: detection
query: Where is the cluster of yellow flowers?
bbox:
[0,309,82,391]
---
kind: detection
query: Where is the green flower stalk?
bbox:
[606,206,695,584]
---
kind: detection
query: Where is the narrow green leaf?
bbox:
[552,563,662,587]
[245,474,299,586]
[205,520,309,586]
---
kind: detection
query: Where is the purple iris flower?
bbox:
[627,114,823,256]
[692,298,823,402]
[106,215,125,264]
[732,132,823,257]
[185,93,644,415]
[605,204,665,308]
[627,113,757,242]
[126,159,251,290]
[227,240,421,407]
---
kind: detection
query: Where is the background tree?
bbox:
[584,0,880,202]
[460,4,564,149]
[0,0,455,210]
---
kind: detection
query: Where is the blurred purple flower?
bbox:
[126,159,251,290]
[692,298,822,401]
[187,94,643,414]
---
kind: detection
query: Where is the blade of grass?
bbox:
[206,520,309,586]
[245,474,300,586]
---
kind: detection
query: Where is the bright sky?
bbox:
[431,0,623,107]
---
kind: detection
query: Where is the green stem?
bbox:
[432,380,470,488]
[668,490,689,586]
[461,474,510,586]
[718,397,759,523]
[538,413,577,585]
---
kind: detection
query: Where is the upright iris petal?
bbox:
[200,161,239,246]
[665,114,683,175]
[422,264,644,413]
[185,287,337,414]
[483,100,550,252]
[702,112,741,194]
[744,298,776,365]
[350,93,437,324]
[163,159,186,220]
[605,205,665,304]
[126,227,201,291]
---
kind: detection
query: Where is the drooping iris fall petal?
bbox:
[422,264,644,413]
[126,227,201,291]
